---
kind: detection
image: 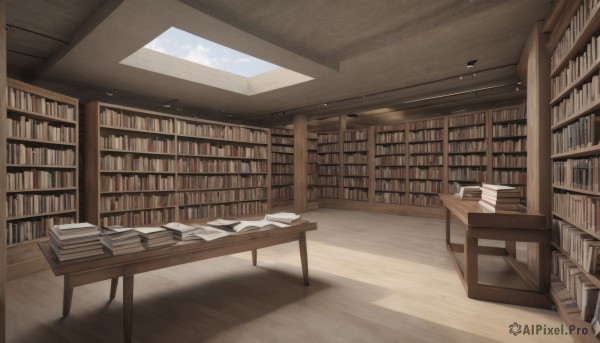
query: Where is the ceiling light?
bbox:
[175,107,183,111]
[472,72,477,77]
[466,60,477,68]
[105,89,117,96]
[459,75,464,80]
[323,103,328,107]
[228,114,233,118]
[162,99,178,108]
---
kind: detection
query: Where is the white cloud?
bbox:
[182,44,215,67]
[144,39,167,54]
[234,58,252,64]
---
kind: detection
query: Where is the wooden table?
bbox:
[38,220,317,343]
[440,194,551,308]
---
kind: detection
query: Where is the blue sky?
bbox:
[144,27,279,78]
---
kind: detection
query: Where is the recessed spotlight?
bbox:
[106,89,117,96]
[162,99,178,108]
[323,103,328,107]
[175,107,183,111]
[227,114,233,118]
[466,60,477,68]
[459,75,464,80]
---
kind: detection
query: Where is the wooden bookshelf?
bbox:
[374,123,407,205]
[491,107,528,198]
[317,132,341,199]
[548,1,600,340]
[5,78,79,279]
[270,128,294,206]
[307,132,318,206]
[447,112,487,194]
[342,129,369,201]
[85,102,269,226]
[407,118,445,207]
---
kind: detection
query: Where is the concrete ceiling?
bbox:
[6,0,551,128]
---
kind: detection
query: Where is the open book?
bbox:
[206,219,289,232]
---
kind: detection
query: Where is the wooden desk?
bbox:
[440,194,551,308]
[38,220,317,343]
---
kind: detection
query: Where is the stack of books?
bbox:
[478,183,521,212]
[101,226,145,256]
[49,223,104,262]
[135,227,176,248]
[457,186,482,200]
[162,222,204,241]
[265,212,301,224]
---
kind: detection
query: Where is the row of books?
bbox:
[317,144,340,153]
[376,166,406,178]
[492,108,526,123]
[409,119,444,131]
[317,187,339,199]
[318,165,340,175]
[272,164,294,174]
[448,126,485,140]
[308,188,317,201]
[551,34,600,98]
[409,180,442,193]
[272,145,293,153]
[272,175,293,185]
[344,165,368,175]
[7,170,75,190]
[100,194,176,212]
[344,153,368,164]
[552,252,599,323]
[553,219,600,274]
[493,123,527,137]
[177,141,267,158]
[409,166,442,179]
[318,154,340,164]
[7,193,75,218]
[6,87,76,121]
[375,192,405,205]
[376,179,405,192]
[271,128,292,136]
[308,164,318,174]
[408,193,441,207]
[343,177,369,188]
[7,143,76,166]
[375,144,405,155]
[317,133,339,144]
[492,139,527,152]
[308,152,318,163]
[102,154,174,172]
[343,188,368,201]
[448,141,486,153]
[178,159,267,173]
[551,115,599,154]
[271,136,294,145]
[448,154,486,166]
[318,176,339,186]
[411,155,443,166]
[180,188,267,205]
[101,134,174,153]
[409,142,443,154]
[376,131,405,143]
[553,191,600,233]
[344,130,368,141]
[101,208,174,227]
[493,170,527,185]
[448,112,485,127]
[550,0,600,72]
[308,140,318,150]
[272,154,294,164]
[408,129,443,142]
[375,124,405,133]
[551,74,600,124]
[494,154,527,168]
[448,168,486,182]
[7,215,74,245]
[553,157,600,191]
[343,141,368,151]
[179,201,268,221]
[7,115,76,143]
[100,108,174,134]
[177,175,267,190]
[271,186,293,200]
[176,121,268,144]
[100,174,174,192]
[376,155,405,165]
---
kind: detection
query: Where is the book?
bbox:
[135,227,175,248]
[194,226,232,241]
[49,223,104,262]
[207,219,289,232]
[265,212,301,224]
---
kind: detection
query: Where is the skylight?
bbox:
[144,27,279,77]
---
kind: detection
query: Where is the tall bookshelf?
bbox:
[548,0,600,340]
[492,107,528,198]
[447,112,488,194]
[85,102,269,226]
[374,124,407,205]
[317,132,341,199]
[307,132,319,205]
[342,129,369,201]
[6,78,79,278]
[270,128,294,206]
[407,118,445,207]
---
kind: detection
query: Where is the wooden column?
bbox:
[518,21,551,284]
[0,0,7,341]
[294,114,308,213]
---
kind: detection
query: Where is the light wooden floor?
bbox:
[6,208,569,342]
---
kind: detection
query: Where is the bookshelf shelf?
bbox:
[176,133,269,145]
[6,187,77,193]
[7,209,77,221]
[101,206,177,215]
[551,58,600,105]
[552,145,600,159]
[7,106,76,124]
[6,137,77,147]
[551,99,600,131]
[100,149,174,156]
[550,285,598,343]
[99,125,176,137]
[7,164,76,169]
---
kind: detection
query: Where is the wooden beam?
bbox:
[0,0,7,340]
[294,114,308,213]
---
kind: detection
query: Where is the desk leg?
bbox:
[464,233,478,297]
[505,241,517,258]
[445,208,450,246]
[252,249,257,266]
[110,277,119,300]
[299,232,309,286]
[63,276,73,317]
[123,275,134,343]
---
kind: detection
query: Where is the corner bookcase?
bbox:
[5,78,79,279]
[447,112,487,194]
[374,124,407,205]
[547,0,600,340]
[342,129,369,201]
[84,101,269,226]
[317,132,341,199]
[270,128,294,206]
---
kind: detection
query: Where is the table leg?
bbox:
[110,277,119,300]
[63,276,73,317]
[123,275,134,343]
[299,232,309,286]
[252,249,257,266]
[505,241,517,258]
[464,232,478,297]
[445,208,451,246]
